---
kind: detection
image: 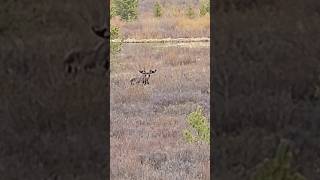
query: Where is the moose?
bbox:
[63,26,109,76]
[91,26,109,39]
[130,69,157,85]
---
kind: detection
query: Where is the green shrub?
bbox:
[186,6,196,19]
[183,106,210,144]
[200,0,210,16]
[110,26,122,55]
[110,26,120,39]
[110,2,117,18]
[252,140,306,180]
[153,2,163,17]
[113,0,139,21]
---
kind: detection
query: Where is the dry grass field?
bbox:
[110,1,210,179]
[110,42,210,179]
[111,14,210,39]
[111,0,210,39]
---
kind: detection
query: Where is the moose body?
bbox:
[63,26,109,77]
[130,69,157,85]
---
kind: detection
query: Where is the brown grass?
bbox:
[111,12,210,39]
[110,42,210,179]
[176,15,210,31]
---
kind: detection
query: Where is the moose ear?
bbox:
[151,69,157,73]
[139,70,144,74]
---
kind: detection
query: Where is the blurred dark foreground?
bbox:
[213,0,320,179]
[0,0,109,179]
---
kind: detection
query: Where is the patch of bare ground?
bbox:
[110,43,210,179]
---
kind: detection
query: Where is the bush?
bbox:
[110,26,122,56]
[200,0,210,16]
[113,0,139,21]
[183,106,210,144]
[111,2,117,18]
[252,140,306,180]
[186,6,196,19]
[110,26,120,39]
[153,2,163,18]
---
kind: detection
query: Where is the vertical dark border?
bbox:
[210,0,216,179]
[106,0,111,178]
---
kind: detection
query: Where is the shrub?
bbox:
[153,2,163,18]
[111,2,117,18]
[252,140,306,180]
[200,0,210,16]
[110,25,120,39]
[186,6,196,19]
[183,106,210,144]
[110,26,122,56]
[113,0,139,21]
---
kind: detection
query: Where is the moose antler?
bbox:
[91,26,109,39]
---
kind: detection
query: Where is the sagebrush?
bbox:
[183,106,210,144]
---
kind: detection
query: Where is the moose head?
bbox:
[130,69,157,85]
